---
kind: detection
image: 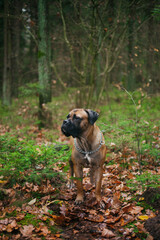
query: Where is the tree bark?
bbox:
[127,3,135,91]
[38,0,51,127]
[11,0,21,97]
[2,0,12,106]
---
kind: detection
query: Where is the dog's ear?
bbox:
[85,109,99,125]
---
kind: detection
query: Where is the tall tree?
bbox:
[38,0,51,127]
[2,0,12,106]
[11,0,21,97]
[127,2,135,91]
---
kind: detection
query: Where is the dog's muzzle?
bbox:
[61,119,72,137]
[61,119,81,138]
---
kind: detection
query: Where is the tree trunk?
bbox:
[127,4,135,91]
[38,0,51,128]
[11,0,21,97]
[2,0,12,106]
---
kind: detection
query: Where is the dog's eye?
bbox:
[67,114,70,119]
[74,115,82,120]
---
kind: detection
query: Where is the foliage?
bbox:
[152,5,160,20]
[0,134,71,186]
[127,172,160,191]
[19,83,40,97]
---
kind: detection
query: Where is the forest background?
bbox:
[0,0,160,239]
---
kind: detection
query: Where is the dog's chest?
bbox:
[75,151,99,168]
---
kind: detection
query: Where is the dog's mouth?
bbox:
[61,119,82,138]
[61,126,71,137]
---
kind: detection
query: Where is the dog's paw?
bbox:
[99,200,105,209]
[75,195,84,205]
[96,196,105,209]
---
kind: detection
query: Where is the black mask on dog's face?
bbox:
[61,114,83,138]
[61,109,99,138]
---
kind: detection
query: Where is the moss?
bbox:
[19,213,42,227]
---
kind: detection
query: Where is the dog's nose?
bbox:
[63,120,68,125]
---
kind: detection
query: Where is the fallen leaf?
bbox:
[0,218,9,225]
[120,214,134,226]
[0,180,8,184]
[28,198,36,205]
[60,204,67,216]
[102,228,115,238]
[138,215,149,221]
[6,220,18,232]
[105,214,122,224]
[20,224,34,237]
[39,225,51,236]
[129,206,143,215]
[85,214,104,223]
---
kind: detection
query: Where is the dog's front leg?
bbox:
[73,163,84,204]
[67,159,75,189]
[95,166,103,202]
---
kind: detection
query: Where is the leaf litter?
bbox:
[0,127,160,239]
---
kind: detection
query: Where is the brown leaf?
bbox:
[85,214,104,223]
[28,198,36,206]
[104,209,110,216]
[0,218,9,225]
[120,214,134,226]
[16,213,25,221]
[102,228,115,238]
[39,225,51,236]
[105,214,122,224]
[52,215,66,225]
[20,224,34,237]
[112,192,121,210]
[122,203,133,213]
[6,220,17,232]
[60,204,67,216]
[129,206,143,215]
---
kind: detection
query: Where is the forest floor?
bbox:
[0,89,160,239]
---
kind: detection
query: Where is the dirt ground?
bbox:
[143,187,160,240]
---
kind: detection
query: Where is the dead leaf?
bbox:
[105,214,122,224]
[129,206,143,215]
[122,203,133,213]
[39,225,51,236]
[120,214,134,226]
[0,218,9,225]
[138,215,149,221]
[112,192,121,209]
[85,214,104,223]
[16,213,25,221]
[102,228,115,238]
[20,224,34,237]
[60,204,67,216]
[105,209,110,216]
[28,198,36,205]
[6,220,18,232]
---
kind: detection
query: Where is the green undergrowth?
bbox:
[127,172,160,192]
[98,89,160,168]
[0,134,71,187]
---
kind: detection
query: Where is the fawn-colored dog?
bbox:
[61,109,106,205]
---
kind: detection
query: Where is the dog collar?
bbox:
[74,131,105,160]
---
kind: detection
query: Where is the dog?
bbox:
[61,109,106,205]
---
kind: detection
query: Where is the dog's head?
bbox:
[61,109,99,138]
